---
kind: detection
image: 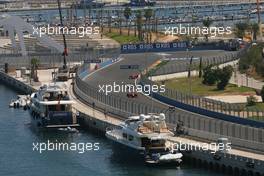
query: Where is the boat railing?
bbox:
[106,127,123,139]
[106,126,113,132]
[139,121,171,134]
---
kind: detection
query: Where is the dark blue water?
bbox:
[0,84,225,176]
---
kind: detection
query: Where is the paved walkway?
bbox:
[68,82,121,126]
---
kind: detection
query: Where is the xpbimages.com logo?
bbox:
[98,82,166,96]
[164,24,232,37]
[32,140,100,154]
[171,141,232,154]
[32,25,100,37]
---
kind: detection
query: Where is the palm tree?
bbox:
[136,10,143,41]
[124,7,132,36]
[31,58,40,82]
[234,22,249,39]
[250,22,259,41]
[144,8,153,42]
[117,9,122,35]
[202,17,213,42]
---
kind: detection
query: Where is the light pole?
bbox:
[188,55,193,94]
[187,41,193,94]
[257,0,262,39]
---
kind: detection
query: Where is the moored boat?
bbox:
[106,113,183,166]
[29,82,79,128]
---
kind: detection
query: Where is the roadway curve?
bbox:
[85,50,234,108]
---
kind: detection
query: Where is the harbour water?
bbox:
[5,4,262,28]
[0,84,226,176]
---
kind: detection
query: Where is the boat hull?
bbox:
[29,108,79,129]
[145,158,182,167]
[106,133,183,167]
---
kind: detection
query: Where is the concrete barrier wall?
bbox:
[150,90,264,128]
[78,111,117,134]
[183,149,264,175]
[166,108,264,151]
[0,71,35,94]
[121,41,230,54]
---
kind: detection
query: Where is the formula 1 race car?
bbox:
[129,73,139,80]
[127,92,138,98]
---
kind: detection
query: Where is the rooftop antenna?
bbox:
[57,0,68,69]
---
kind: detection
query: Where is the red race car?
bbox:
[127,92,138,98]
[129,73,139,79]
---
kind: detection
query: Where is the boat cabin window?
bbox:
[122,133,127,139]
[47,104,71,112]
[128,135,134,141]
[43,91,70,101]
[141,138,151,147]
[150,139,166,148]
[125,119,139,125]
[141,138,166,148]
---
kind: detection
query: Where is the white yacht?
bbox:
[30,82,79,128]
[250,6,264,14]
[106,113,183,166]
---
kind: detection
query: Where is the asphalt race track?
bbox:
[84,50,235,109]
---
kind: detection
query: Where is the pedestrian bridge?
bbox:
[0,14,64,56]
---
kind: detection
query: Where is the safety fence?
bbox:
[141,76,264,123]
[0,47,120,69]
[74,63,264,152]
[153,45,249,76]
[139,43,264,121]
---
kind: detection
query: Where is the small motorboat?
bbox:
[9,99,20,108]
[9,95,31,109]
[58,126,79,133]
[145,152,183,166]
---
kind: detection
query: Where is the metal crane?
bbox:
[57,0,68,69]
